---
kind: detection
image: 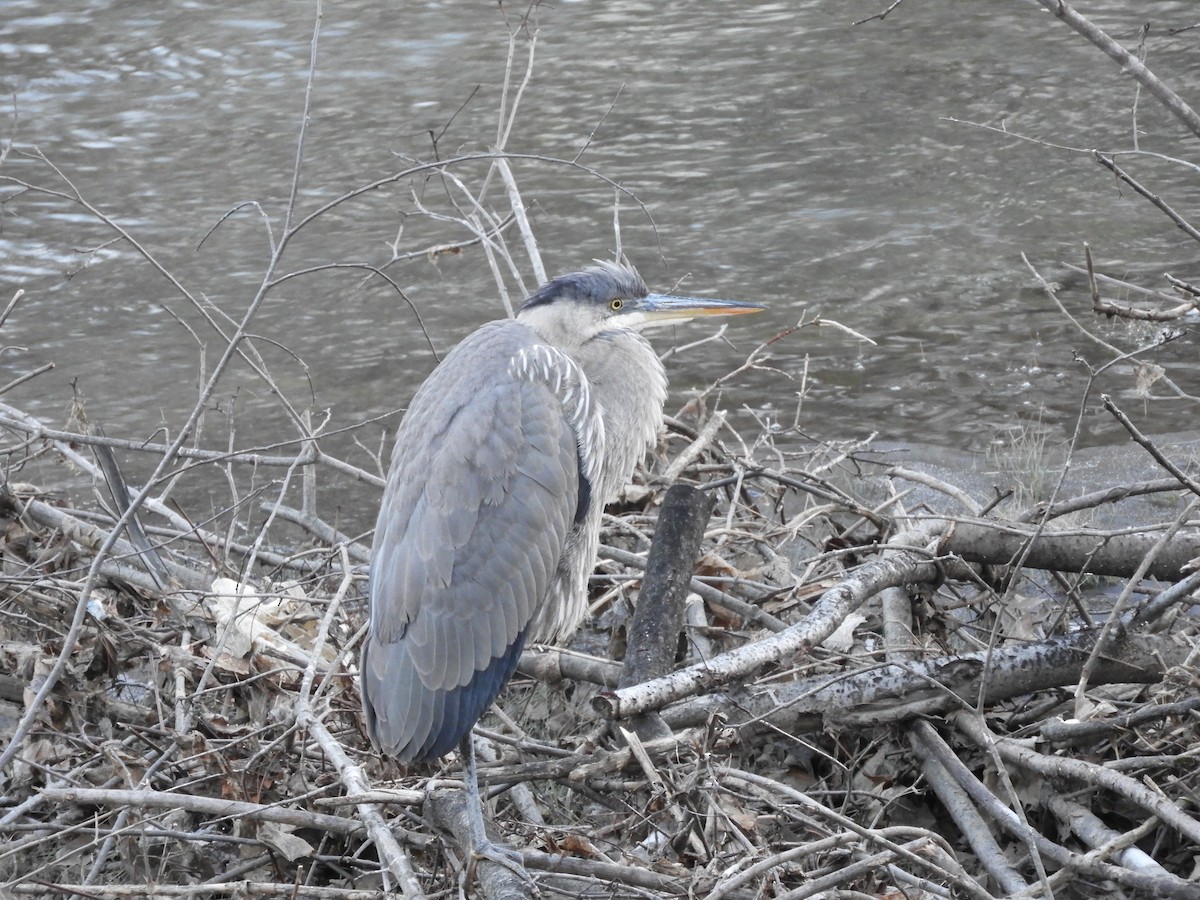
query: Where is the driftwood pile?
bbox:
[3,0,1199,895]
[1,395,1198,900]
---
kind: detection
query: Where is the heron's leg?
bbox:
[459,734,534,888]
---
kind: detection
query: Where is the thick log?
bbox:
[660,631,1188,732]
[617,483,714,741]
[941,518,1199,581]
[618,484,715,690]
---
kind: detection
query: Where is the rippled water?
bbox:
[2,0,1198,524]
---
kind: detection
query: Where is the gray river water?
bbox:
[2,0,1198,529]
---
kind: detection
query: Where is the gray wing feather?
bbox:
[362,321,581,759]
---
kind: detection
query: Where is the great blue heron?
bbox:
[360,261,763,869]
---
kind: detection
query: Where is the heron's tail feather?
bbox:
[361,629,528,763]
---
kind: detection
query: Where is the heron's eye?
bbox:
[609,298,624,311]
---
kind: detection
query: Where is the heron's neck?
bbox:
[572,329,667,504]
[515,305,575,347]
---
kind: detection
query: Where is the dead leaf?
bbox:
[1133,361,1165,398]
[258,822,314,861]
[695,552,738,578]
[557,833,601,858]
[823,612,867,653]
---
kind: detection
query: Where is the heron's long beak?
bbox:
[637,293,766,323]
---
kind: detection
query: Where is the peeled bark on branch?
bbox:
[662,631,1188,732]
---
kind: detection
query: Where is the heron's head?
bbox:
[517,261,764,348]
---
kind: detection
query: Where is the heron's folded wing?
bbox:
[361,323,581,760]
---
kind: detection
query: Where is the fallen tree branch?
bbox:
[619,483,714,742]
[716,767,992,900]
[1039,695,1200,743]
[908,722,1029,895]
[478,731,698,788]
[1022,476,1187,522]
[1046,791,1169,877]
[517,646,621,688]
[0,483,209,592]
[3,885,382,898]
[600,543,787,633]
[955,710,1200,847]
[36,787,364,837]
[521,848,690,893]
[293,549,425,898]
[619,484,715,690]
[915,718,1200,900]
[940,516,1199,581]
[662,630,1186,731]
[594,524,949,720]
